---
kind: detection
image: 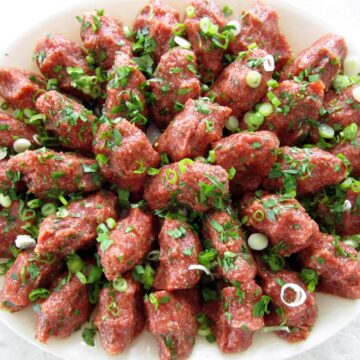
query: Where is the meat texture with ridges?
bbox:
[156,98,231,161]
[8,149,103,199]
[153,218,202,290]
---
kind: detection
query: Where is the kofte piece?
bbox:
[0,200,36,258]
[299,232,358,282]
[263,147,347,195]
[0,160,22,193]
[105,52,148,126]
[144,160,230,212]
[94,275,145,355]
[156,98,231,161]
[80,11,132,70]
[36,190,117,256]
[0,251,62,312]
[35,268,93,342]
[330,131,360,177]
[241,193,319,256]
[149,47,201,129]
[203,281,264,353]
[99,207,156,281]
[213,131,279,193]
[284,34,347,89]
[145,290,198,360]
[153,218,201,291]
[257,261,318,343]
[133,0,180,62]
[259,80,325,146]
[230,1,291,70]
[317,263,360,299]
[184,0,227,81]
[202,211,256,283]
[93,118,160,193]
[316,188,360,236]
[0,112,37,148]
[36,90,96,153]
[322,85,360,129]
[0,67,45,110]
[8,149,103,199]
[208,48,274,117]
[35,33,93,95]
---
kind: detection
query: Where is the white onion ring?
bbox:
[280,283,307,307]
[343,199,352,211]
[263,54,275,72]
[189,264,214,279]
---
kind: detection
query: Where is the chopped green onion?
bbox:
[20,209,36,221]
[352,85,360,102]
[174,36,191,49]
[58,195,68,206]
[258,102,273,117]
[343,123,358,140]
[0,147,7,160]
[178,158,193,174]
[185,5,196,18]
[332,75,351,91]
[41,203,56,217]
[207,149,216,163]
[27,198,43,209]
[0,193,12,208]
[13,138,31,153]
[244,111,264,129]
[29,288,50,301]
[56,208,69,218]
[225,116,239,131]
[248,233,269,251]
[29,113,46,125]
[344,55,360,76]
[165,169,178,184]
[267,79,279,89]
[267,92,281,107]
[113,274,128,292]
[318,124,335,139]
[66,253,85,273]
[118,189,130,208]
[246,70,262,88]
[106,217,116,229]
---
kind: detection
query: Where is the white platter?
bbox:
[0,0,360,359]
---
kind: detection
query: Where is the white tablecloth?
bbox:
[0,0,359,359]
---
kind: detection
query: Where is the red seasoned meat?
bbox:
[0,112,37,148]
[259,80,325,146]
[0,160,22,193]
[202,211,256,283]
[284,34,347,89]
[133,0,180,62]
[94,275,145,354]
[144,160,230,212]
[99,207,156,281]
[230,1,291,70]
[317,263,360,299]
[322,85,360,129]
[203,281,264,352]
[257,262,318,343]
[35,33,92,95]
[184,0,227,82]
[263,147,347,195]
[156,98,231,161]
[299,232,358,282]
[93,118,160,193]
[153,219,201,291]
[240,193,319,256]
[208,48,273,117]
[0,201,36,258]
[105,52,148,126]
[145,290,198,360]
[316,189,360,236]
[330,132,360,177]
[80,12,132,70]
[35,269,93,342]
[213,131,279,193]
[149,47,201,129]
[0,251,62,312]
[0,67,45,110]
[36,190,117,256]
[36,90,96,153]
[8,149,103,199]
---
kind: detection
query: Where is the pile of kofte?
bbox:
[0,0,359,358]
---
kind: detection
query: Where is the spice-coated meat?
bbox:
[156,98,231,161]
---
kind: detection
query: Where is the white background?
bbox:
[0,0,359,359]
